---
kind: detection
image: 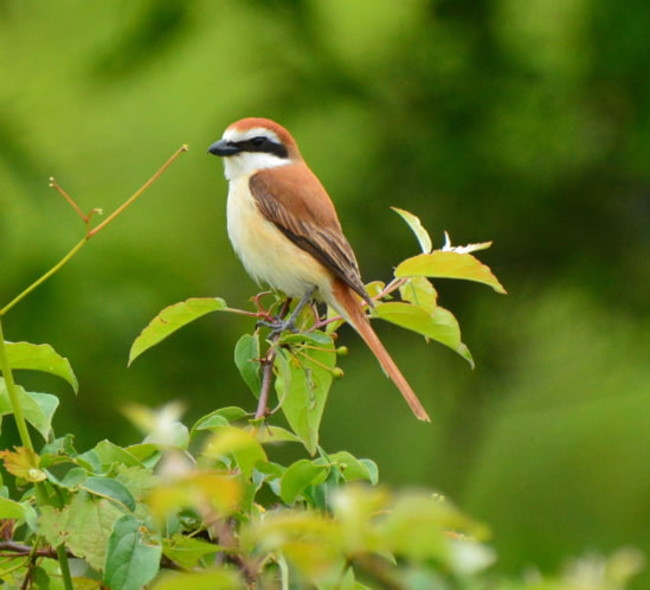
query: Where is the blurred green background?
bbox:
[2,0,650,585]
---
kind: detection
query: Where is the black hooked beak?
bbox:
[207,139,240,157]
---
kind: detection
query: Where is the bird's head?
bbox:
[208,117,301,180]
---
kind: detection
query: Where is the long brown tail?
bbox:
[329,280,431,422]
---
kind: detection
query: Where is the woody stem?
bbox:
[255,298,292,419]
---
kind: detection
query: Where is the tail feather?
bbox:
[329,280,431,422]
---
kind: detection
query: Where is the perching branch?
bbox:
[255,298,292,419]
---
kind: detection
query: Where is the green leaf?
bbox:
[275,332,336,455]
[3,341,78,393]
[104,515,161,590]
[125,443,160,467]
[129,297,227,365]
[151,569,244,590]
[26,392,59,439]
[41,433,77,457]
[337,567,373,590]
[0,380,59,441]
[0,496,26,519]
[39,491,125,570]
[192,414,229,433]
[76,451,103,475]
[211,406,249,421]
[373,302,474,367]
[252,460,285,497]
[59,467,87,488]
[83,476,137,511]
[93,440,144,469]
[162,534,221,569]
[326,451,379,484]
[392,207,433,253]
[255,425,302,445]
[395,251,507,294]
[191,406,248,433]
[359,459,380,486]
[364,280,386,300]
[114,465,159,501]
[234,333,261,397]
[280,459,329,504]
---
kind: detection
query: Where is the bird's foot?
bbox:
[257,287,317,337]
[256,316,298,337]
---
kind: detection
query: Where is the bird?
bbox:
[207,117,430,422]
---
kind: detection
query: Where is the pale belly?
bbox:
[226,177,330,299]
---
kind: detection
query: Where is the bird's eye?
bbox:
[250,136,266,148]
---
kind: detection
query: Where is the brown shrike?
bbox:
[208,117,430,422]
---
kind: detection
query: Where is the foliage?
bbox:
[0,157,642,589]
[4,4,650,584]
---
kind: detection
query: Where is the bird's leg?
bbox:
[282,286,317,331]
[256,286,317,335]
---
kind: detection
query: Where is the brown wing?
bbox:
[249,164,372,305]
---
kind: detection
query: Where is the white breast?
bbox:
[226,176,330,299]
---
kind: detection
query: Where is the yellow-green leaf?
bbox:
[253,425,302,445]
[92,440,144,469]
[0,380,59,441]
[129,297,227,365]
[162,534,222,569]
[364,280,385,300]
[146,471,241,521]
[0,496,26,520]
[399,276,438,313]
[151,569,244,590]
[392,207,433,253]
[243,511,343,582]
[379,492,489,563]
[280,460,329,504]
[373,302,474,366]
[39,492,125,570]
[203,426,267,476]
[3,341,78,393]
[395,251,507,294]
[0,447,45,481]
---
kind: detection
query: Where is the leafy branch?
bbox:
[0,145,187,590]
[0,156,641,590]
[129,207,506,450]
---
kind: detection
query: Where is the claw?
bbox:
[256,316,299,336]
[257,287,317,337]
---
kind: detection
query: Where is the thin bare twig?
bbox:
[49,177,88,223]
[88,144,189,237]
[0,541,65,558]
[1,145,188,317]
